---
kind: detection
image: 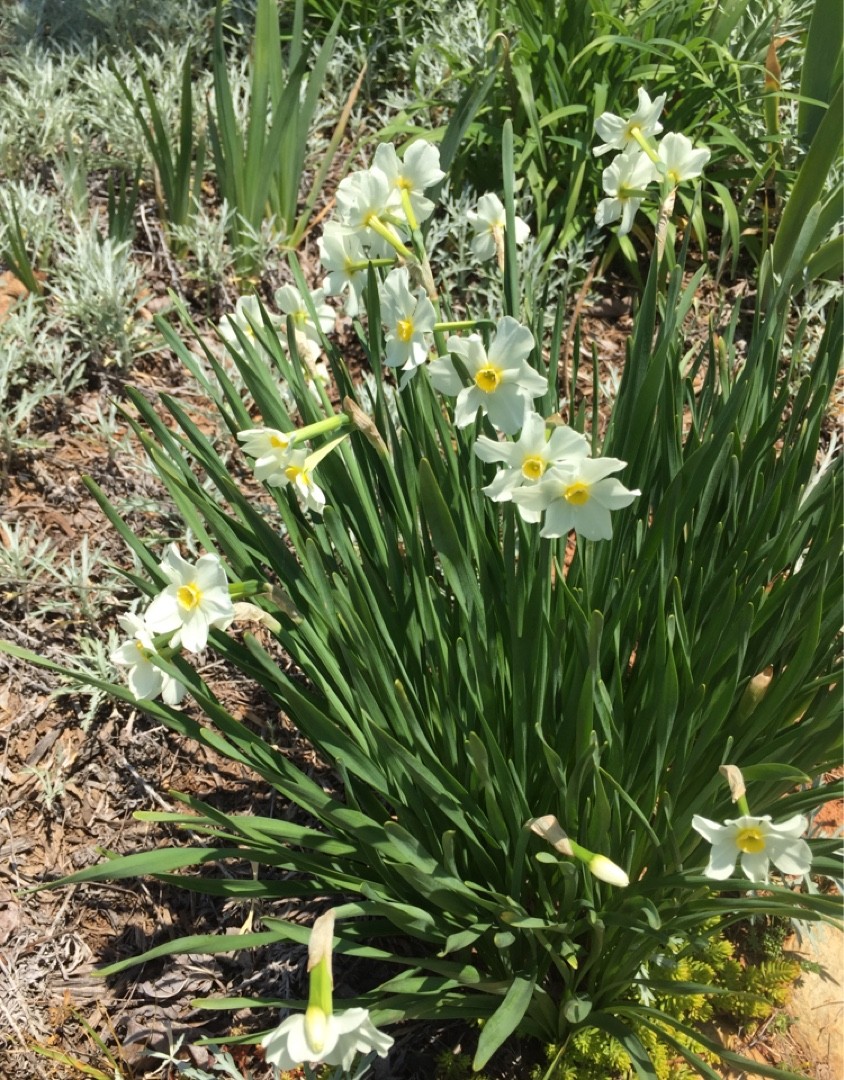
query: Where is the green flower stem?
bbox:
[365,214,413,260]
[629,126,660,165]
[567,838,597,864]
[347,257,397,272]
[400,188,420,234]
[228,579,263,599]
[434,320,483,333]
[150,639,179,658]
[289,412,351,445]
[736,795,752,817]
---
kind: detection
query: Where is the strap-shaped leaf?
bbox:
[472,975,535,1071]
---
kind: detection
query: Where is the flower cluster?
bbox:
[219,286,332,401]
[593,88,711,235]
[318,139,444,317]
[236,423,348,516]
[475,410,639,540]
[311,139,640,541]
[111,545,235,705]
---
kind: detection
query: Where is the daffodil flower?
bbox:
[261,911,393,1073]
[335,166,393,231]
[474,412,589,520]
[657,132,711,187]
[273,435,348,516]
[373,139,444,226]
[111,612,187,706]
[512,456,639,540]
[595,147,659,235]
[219,295,269,347]
[261,1007,393,1074]
[334,166,412,257]
[467,192,530,264]
[593,87,666,156]
[428,317,546,435]
[274,284,335,349]
[691,813,812,882]
[379,266,436,383]
[145,545,235,654]
[318,222,371,317]
[236,427,296,485]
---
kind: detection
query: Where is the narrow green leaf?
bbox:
[472,975,535,1071]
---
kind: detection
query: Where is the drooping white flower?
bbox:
[273,436,347,516]
[467,192,530,262]
[691,813,812,882]
[657,132,711,187]
[428,318,546,435]
[379,266,436,382]
[219,295,269,347]
[318,222,370,317]
[595,147,659,235]
[373,139,444,224]
[474,412,590,521]
[144,545,235,654]
[111,613,187,706]
[512,456,639,540]
[236,427,296,485]
[261,1008,393,1073]
[261,909,393,1073]
[593,87,666,156]
[277,447,326,514]
[274,284,335,348]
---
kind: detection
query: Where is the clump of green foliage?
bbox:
[533,920,803,1079]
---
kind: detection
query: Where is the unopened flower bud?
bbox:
[736,667,773,721]
[588,854,630,888]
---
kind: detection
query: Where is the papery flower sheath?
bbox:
[145,545,235,654]
[428,317,546,435]
[691,813,812,882]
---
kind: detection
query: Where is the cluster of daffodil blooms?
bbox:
[111,544,235,706]
[102,123,823,1078]
[593,87,711,238]
[227,135,640,543]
